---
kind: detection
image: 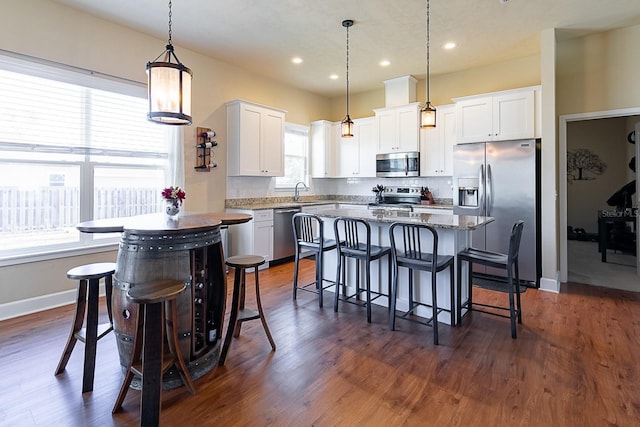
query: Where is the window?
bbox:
[275,123,309,188]
[0,53,169,261]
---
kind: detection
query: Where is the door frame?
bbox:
[559,107,640,283]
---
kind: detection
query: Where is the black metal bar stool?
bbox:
[388,223,455,345]
[112,279,196,426]
[55,262,116,393]
[456,220,525,338]
[333,217,391,323]
[219,255,276,366]
[292,212,338,307]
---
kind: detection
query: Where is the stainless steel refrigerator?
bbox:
[453,139,540,286]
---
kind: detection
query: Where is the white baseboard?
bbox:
[0,283,106,321]
[539,275,560,293]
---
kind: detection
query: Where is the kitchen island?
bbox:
[315,207,494,325]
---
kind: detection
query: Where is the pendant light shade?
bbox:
[341,116,354,137]
[421,102,436,127]
[147,0,192,125]
[341,19,354,138]
[420,0,436,128]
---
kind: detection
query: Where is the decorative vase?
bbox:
[165,200,181,219]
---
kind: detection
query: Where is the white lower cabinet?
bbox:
[227,208,273,268]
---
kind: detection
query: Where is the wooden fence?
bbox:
[0,187,161,232]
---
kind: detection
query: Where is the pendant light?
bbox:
[341,19,354,138]
[147,0,193,125]
[420,0,436,128]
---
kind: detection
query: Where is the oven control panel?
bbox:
[386,186,421,194]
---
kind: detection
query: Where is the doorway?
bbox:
[560,109,639,291]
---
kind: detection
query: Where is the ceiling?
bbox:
[51,0,640,98]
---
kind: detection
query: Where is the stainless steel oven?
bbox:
[368,186,421,210]
[376,151,420,177]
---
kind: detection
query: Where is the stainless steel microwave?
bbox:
[376,152,420,177]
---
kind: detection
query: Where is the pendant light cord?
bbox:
[167,0,173,46]
[345,21,350,115]
[426,0,430,104]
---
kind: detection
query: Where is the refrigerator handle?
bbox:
[479,164,485,214]
[487,163,493,216]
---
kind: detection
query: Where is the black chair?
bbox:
[456,220,525,339]
[333,217,391,323]
[292,213,338,308]
[388,223,455,345]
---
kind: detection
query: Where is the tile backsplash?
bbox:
[227,176,453,203]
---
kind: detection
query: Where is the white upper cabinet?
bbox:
[454,87,538,144]
[374,102,421,153]
[226,100,286,176]
[337,117,376,178]
[421,104,455,176]
[310,120,337,178]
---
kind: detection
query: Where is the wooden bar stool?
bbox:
[219,255,276,366]
[112,280,196,426]
[55,262,116,393]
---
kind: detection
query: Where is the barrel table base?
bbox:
[113,225,226,389]
[116,340,221,390]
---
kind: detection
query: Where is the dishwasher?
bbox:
[272,207,301,262]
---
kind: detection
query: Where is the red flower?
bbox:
[162,186,186,205]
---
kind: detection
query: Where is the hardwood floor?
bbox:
[1,259,639,426]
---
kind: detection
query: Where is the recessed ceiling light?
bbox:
[291,57,303,64]
[379,60,391,67]
[329,74,339,80]
[444,42,456,50]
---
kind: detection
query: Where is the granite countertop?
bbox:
[317,207,493,231]
[226,198,454,211]
[226,199,339,210]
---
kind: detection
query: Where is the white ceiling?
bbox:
[51,0,640,97]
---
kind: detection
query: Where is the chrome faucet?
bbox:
[293,181,308,202]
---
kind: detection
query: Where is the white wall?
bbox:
[0,0,330,312]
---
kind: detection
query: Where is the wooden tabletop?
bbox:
[77,212,252,234]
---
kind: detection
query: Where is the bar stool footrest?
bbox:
[462,301,518,320]
[298,279,337,294]
[74,323,114,343]
[337,289,387,307]
[237,309,260,322]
